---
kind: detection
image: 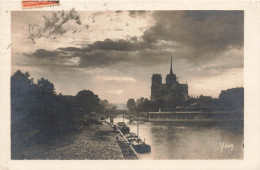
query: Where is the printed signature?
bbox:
[219,141,234,153]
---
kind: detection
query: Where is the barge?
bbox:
[116,122,151,154]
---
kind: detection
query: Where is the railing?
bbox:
[147,111,243,122]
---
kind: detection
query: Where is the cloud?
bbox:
[58,38,147,52]
[199,48,244,72]
[142,11,244,61]
[23,42,170,68]
[26,49,60,59]
[24,49,80,67]
[22,11,243,73]
[12,11,244,103]
[87,39,146,51]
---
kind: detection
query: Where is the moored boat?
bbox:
[130,138,151,153]
[116,117,151,154]
[128,114,151,154]
[116,122,130,134]
[125,132,138,142]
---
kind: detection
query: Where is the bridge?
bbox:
[101,110,243,122]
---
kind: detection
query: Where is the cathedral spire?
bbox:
[170,55,173,74]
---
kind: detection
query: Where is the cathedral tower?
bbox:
[151,74,162,101]
[166,56,176,85]
[150,56,189,102]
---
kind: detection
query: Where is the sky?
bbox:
[11,10,244,104]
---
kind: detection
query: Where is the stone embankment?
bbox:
[105,121,139,160]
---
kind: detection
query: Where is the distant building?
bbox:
[219,87,244,111]
[150,57,189,102]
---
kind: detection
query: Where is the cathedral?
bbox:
[150,58,189,102]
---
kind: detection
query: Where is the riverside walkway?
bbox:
[31,122,125,160]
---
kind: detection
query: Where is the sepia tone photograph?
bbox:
[10,9,245,160]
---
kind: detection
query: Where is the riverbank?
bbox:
[105,121,139,160]
[12,128,80,159]
[31,121,125,159]
[12,119,139,160]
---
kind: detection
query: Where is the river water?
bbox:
[108,114,243,160]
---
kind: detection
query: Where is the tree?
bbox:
[136,97,145,106]
[111,105,117,110]
[76,90,101,113]
[100,99,117,111]
[11,70,40,145]
[99,99,109,110]
[35,77,58,130]
[11,70,108,159]
[37,78,55,95]
[136,98,153,111]
[127,98,136,112]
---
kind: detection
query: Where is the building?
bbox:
[219,87,244,111]
[150,57,189,102]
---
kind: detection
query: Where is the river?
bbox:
[107,114,243,160]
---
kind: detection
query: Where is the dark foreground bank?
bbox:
[12,119,139,160]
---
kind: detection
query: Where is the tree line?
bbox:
[11,70,105,144]
[127,87,244,112]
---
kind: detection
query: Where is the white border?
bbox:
[1,1,260,170]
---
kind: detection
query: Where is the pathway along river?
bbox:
[107,114,243,159]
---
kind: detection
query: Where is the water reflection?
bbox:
[108,114,243,159]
